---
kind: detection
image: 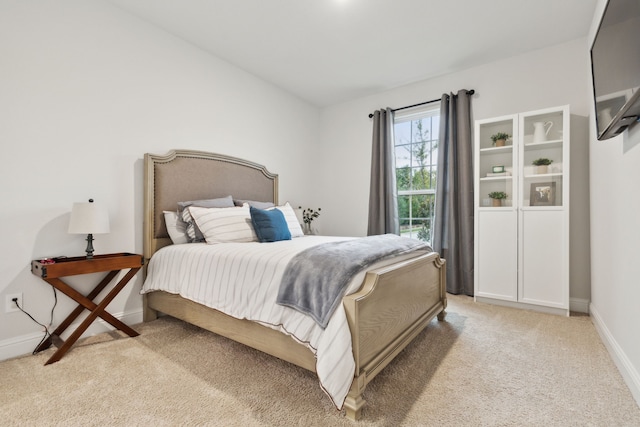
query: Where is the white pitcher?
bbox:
[532,121,553,143]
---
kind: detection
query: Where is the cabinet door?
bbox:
[476,210,518,301]
[475,115,517,209]
[519,210,568,308]
[519,107,569,209]
[518,105,569,311]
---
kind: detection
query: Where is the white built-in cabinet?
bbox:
[474,105,569,316]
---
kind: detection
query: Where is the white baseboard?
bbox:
[475,296,570,316]
[0,309,143,362]
[590,303,640,407]
[569,297,590,314]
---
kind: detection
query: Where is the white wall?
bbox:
[317,38,592,306]
[587,0,640,406]
[0,0,320,360]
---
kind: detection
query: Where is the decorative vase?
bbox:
[303,223,315,235]
[536,165,548,174]
[491,198,502,207]
[495,139,506,147]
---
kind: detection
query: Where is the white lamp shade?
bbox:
[68,202,110,234]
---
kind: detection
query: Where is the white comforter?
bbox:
[141,235,423,409]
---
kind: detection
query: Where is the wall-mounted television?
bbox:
[590,0,640,140]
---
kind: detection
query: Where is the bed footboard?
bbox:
[342,251,446,420]
[143,251,446,421]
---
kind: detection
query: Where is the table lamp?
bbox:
[68,199,110,259]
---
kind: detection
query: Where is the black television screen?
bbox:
[590,0,640,140]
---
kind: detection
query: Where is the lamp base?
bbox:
[85,233,95,259]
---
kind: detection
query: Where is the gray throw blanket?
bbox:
[276,234,431,328]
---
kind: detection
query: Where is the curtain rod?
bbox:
[367,89,475,118]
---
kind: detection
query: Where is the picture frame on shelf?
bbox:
[529,182,556,206]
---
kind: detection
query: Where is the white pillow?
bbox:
[189,205,258,243]
[272,202,304,238]
[163,211,189,244]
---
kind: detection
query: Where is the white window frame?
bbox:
[394,104,440,244]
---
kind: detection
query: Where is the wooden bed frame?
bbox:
[143,149,447,420]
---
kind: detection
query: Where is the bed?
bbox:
[142,149,447,420]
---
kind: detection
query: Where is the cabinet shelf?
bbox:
[480,176,513,181]
[523,173,562,179]
[480,145,513,153]
[521,206,563,211]
[478,206,516,211]
[523,139,562,150]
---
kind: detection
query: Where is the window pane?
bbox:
[411,167,429,190]
[430,166,438,189]
[397,194,435,244]
[394,121,411,146]
[412,218,433,244]
[411,142,427,168]
[396,167,411,191]
[411,194,435,219]
[414,117,432,143]
[398,195,410,220]
[411,166,438,190]
[399,222,415,239]
[395,145,411,168]
[399,218,432,243]
[432,118,440,139]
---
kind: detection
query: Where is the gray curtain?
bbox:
[433,90,474,295]
[367,108,399,236]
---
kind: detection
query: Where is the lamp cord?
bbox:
[13,285,57,354]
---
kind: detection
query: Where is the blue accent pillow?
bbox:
[250,206,291,243]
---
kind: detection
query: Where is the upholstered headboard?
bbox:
[143,150,278,260]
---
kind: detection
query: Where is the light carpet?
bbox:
[1,295,639,426]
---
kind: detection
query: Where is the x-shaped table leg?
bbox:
[36,267,141,365]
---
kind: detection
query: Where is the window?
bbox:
[394,105,440,244]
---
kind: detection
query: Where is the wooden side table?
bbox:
[31,252,143,365]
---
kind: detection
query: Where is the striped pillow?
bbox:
[188,205,258,243]
[178,195,235,242]
[273,202,304,238]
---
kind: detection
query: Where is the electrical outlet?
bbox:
[5,293,23,313]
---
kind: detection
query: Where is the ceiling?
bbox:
[108,0,598,107]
